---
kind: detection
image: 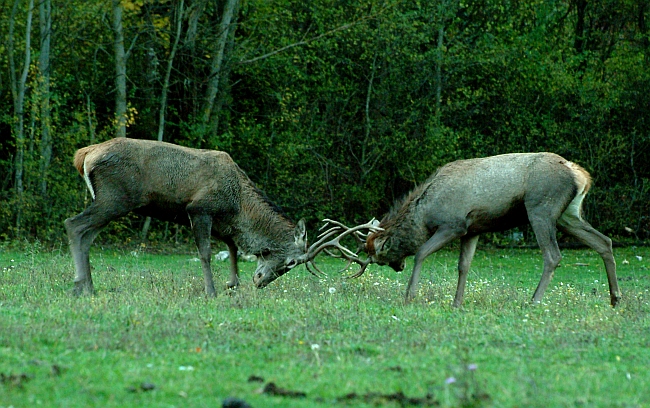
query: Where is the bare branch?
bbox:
[238,14,375,65]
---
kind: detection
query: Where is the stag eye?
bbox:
[259,249,271,258]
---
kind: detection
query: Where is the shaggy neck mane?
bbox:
[381,172,438,232]
[234,166,295,251]
[373,171,443,256]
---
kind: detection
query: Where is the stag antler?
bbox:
[304,218,382,278]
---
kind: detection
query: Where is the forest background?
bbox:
[1,0,648,246]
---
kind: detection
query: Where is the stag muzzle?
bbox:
[389,259,406,272]
[373,256,405,272]
[253,258,302,288]
[253,267,281,288]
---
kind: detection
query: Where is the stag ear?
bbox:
[294,219,307,250]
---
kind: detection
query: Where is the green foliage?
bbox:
[1,246,649,406]
[0,0,648,244]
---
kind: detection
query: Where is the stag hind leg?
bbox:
[558,211,621,307]
[64,203,128,295]
[225,239,239,289]
[527,210,563,304]
[453,235,479,307]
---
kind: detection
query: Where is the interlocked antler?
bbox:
[304,218,383,278]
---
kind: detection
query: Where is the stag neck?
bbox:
[231,176,298,255]
[232,215,296,256]
[377,215,430,256]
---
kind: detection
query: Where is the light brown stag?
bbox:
[322,153,622,307]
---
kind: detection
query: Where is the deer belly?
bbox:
[466,203,528,233]
[134,202,190,225]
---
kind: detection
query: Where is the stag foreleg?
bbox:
[453,235,479,307]
[189,213,217,297]
[225,239,239,289]
[406,226,467,303]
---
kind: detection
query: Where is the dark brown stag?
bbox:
[332,153,622,307]
[64,138,335,296]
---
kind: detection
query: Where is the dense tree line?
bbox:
[1,0,648,245]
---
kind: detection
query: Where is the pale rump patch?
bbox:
[559,160,591,223]
[83,157,96,200]
[561,160,591,195]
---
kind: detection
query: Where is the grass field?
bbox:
[1,242,649,407]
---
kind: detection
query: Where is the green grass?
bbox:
[1,242,649,407]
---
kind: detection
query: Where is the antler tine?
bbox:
[327,217,382,253]
[346,259,371,279]
[306,226,344,254]
[321,218,383,234]
[321,248,356,273]
[332,253,372,278]
[316,225,343,240]
[322,218,383,238]
[305,261,327,278]
[319,220,365,251]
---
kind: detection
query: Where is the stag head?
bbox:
[252,219,308,288]
[366,231,407,272]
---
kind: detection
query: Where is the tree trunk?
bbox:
[361,52,377,183]
[435,26,444,123]
[202,0,238,135]
[639,0,649,64]
[86,92,96,144]
[112,0,127,138]
[8,0,34,237]
[208,2,239,139]
[39,0,52,197]
[185,0,207,48]
[156,0,184,142]
[574,0,588,74]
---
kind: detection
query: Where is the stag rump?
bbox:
[64,138,311,296]
[362,153,621,307]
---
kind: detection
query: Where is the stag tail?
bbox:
[560,160,593,221]
[73,144,100,200]
[562,160,592,195]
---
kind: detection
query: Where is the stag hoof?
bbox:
[225,280,239,290]
[73,280,95,296]
[611,294,622,307]
[224,282,239,297]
